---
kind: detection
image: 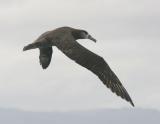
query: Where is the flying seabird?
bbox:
[23,27,134,107]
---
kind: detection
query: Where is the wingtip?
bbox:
[42,67,47,70]
[126,93,135,107]
[130,101,135,107]
[41,65,49,70]
[127,92,135,107]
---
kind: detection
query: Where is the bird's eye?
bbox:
[84,31,88,35]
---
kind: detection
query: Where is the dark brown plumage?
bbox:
[39,47,53,69]
[23,26,134,107]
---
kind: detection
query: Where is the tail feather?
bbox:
[23,43,35,51]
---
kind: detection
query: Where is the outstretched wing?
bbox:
[62,41,134,106]
[39,47,53,69]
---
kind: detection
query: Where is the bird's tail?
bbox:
[23,43,36,51]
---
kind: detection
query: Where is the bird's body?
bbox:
[23,26,134,107]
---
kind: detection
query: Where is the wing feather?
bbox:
[61,41,134,106]
[39,47,53,69]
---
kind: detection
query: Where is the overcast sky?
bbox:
[0,0,160,111]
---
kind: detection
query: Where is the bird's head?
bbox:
[72,29,97,42]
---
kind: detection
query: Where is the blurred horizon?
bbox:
[0,107,159,124]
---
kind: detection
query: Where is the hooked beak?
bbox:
[88,35,97,43]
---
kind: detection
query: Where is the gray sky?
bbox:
[0,0,160,111]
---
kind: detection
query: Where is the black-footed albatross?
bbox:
[23,26,134,107]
